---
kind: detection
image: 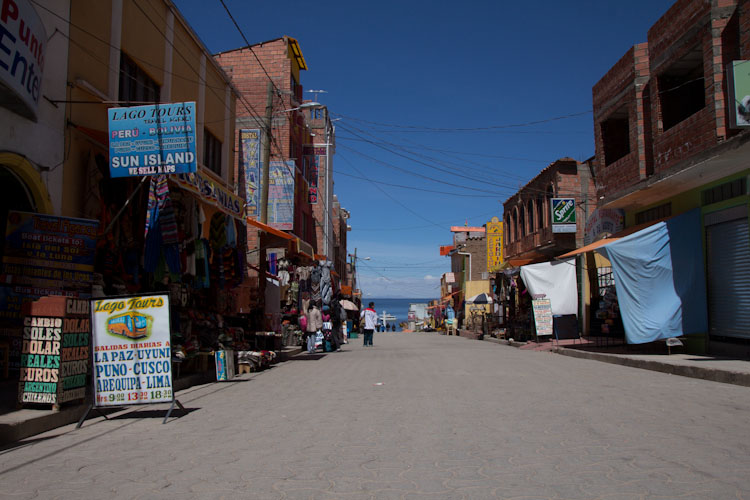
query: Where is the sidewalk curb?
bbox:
[552,347,750,387]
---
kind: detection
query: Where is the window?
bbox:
[203,129,222,175]
[601,105,630,165]
[635,202,671,225]
[702,178,747,206]
[658,44,705,131]
[519,205,526,238]
[512,210,518,242]
[597,267,615,297]
[119,52,160,104]
[537,197,544,229]
[505,214,511,244]
[527,199,534,232]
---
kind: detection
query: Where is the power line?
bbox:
[216,0,284,99]
[331,110,593,132]
[333,166,500,198]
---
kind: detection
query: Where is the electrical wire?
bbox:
[332,110,593,132]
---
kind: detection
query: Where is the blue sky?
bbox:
[175,0,676,298]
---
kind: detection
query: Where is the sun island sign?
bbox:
[108,102,197,178]
[0,0,47,121]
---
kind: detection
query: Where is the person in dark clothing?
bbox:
[331,295,345,351]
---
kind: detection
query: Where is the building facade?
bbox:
[591,0,750,356]
[503,158,596,264]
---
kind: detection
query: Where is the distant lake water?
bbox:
[367,298,433,331]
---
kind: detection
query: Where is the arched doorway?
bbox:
[0,154,53,260]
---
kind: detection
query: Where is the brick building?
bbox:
[214,37,316,268]
[503,158,596,263]
[591,0,750,355]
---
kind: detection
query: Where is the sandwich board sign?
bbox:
[79,293,183,426]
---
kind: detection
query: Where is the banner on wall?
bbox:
[1,211,98,303]
[108,102,197,178]
[584,208,624,245]
[172,167,245,220]
[90,294,173,407]
[268,160,296,230]
[239,129,261,217]
[303,146,325,204]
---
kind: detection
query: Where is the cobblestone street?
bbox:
[2,332,750,499]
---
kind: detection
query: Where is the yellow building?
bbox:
[65,0,238,221]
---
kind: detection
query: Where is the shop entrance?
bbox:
[705,205,750,341]
[0,165,36,259]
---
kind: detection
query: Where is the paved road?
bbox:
[2,332,750,499]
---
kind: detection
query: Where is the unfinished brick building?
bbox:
[591,0,750,354]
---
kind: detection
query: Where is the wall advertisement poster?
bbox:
[91,294,173,407]
[239,129,261,217]
[268,160,296,230]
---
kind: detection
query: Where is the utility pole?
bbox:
[260,81,273,224]
[353,248,357,296]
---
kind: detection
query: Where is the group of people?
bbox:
[301,300,392,352]
[377,323,396,332]
[303,296,347,354]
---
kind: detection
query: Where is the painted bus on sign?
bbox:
[107,311,152,340]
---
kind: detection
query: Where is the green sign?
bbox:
[727,60,750,128]
[551,198,576,224]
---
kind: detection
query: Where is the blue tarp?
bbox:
[598,209,707,344]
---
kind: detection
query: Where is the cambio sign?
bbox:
[0,0,45,120]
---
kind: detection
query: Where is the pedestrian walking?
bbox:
[360,302,377,346]
[306,304,322,353]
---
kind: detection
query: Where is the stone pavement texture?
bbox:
[1,332,750,499]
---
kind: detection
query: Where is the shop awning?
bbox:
[247,217,294,240]
[557,238,617,258]
[557,217,673,259]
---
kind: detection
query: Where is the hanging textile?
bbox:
[598,208,707,344]
[519,258,578,316]
[145,175,170,238]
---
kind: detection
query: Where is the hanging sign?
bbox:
[0,0,46,120]
[91,294,173,407]
[239,129,261,217]
[551,198,576,233]
[108,101,197,178]
[531,298,553,337]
